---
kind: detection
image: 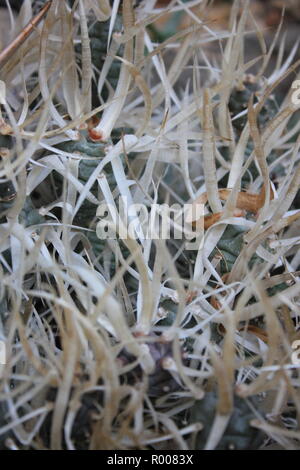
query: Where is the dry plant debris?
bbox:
[0,0,300,451]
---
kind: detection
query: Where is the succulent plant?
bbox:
[189,390,265,450]
[0,0,300,451]
[228,75,279,134]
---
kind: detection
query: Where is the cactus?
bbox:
[229,75,279,134]
[189,390,265,450]
[1,0,300,451]
[78,14,124,107]
[212,224,264,274]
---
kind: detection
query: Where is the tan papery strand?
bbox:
[0,1,52,67]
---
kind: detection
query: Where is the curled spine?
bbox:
[89,0,134,141]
